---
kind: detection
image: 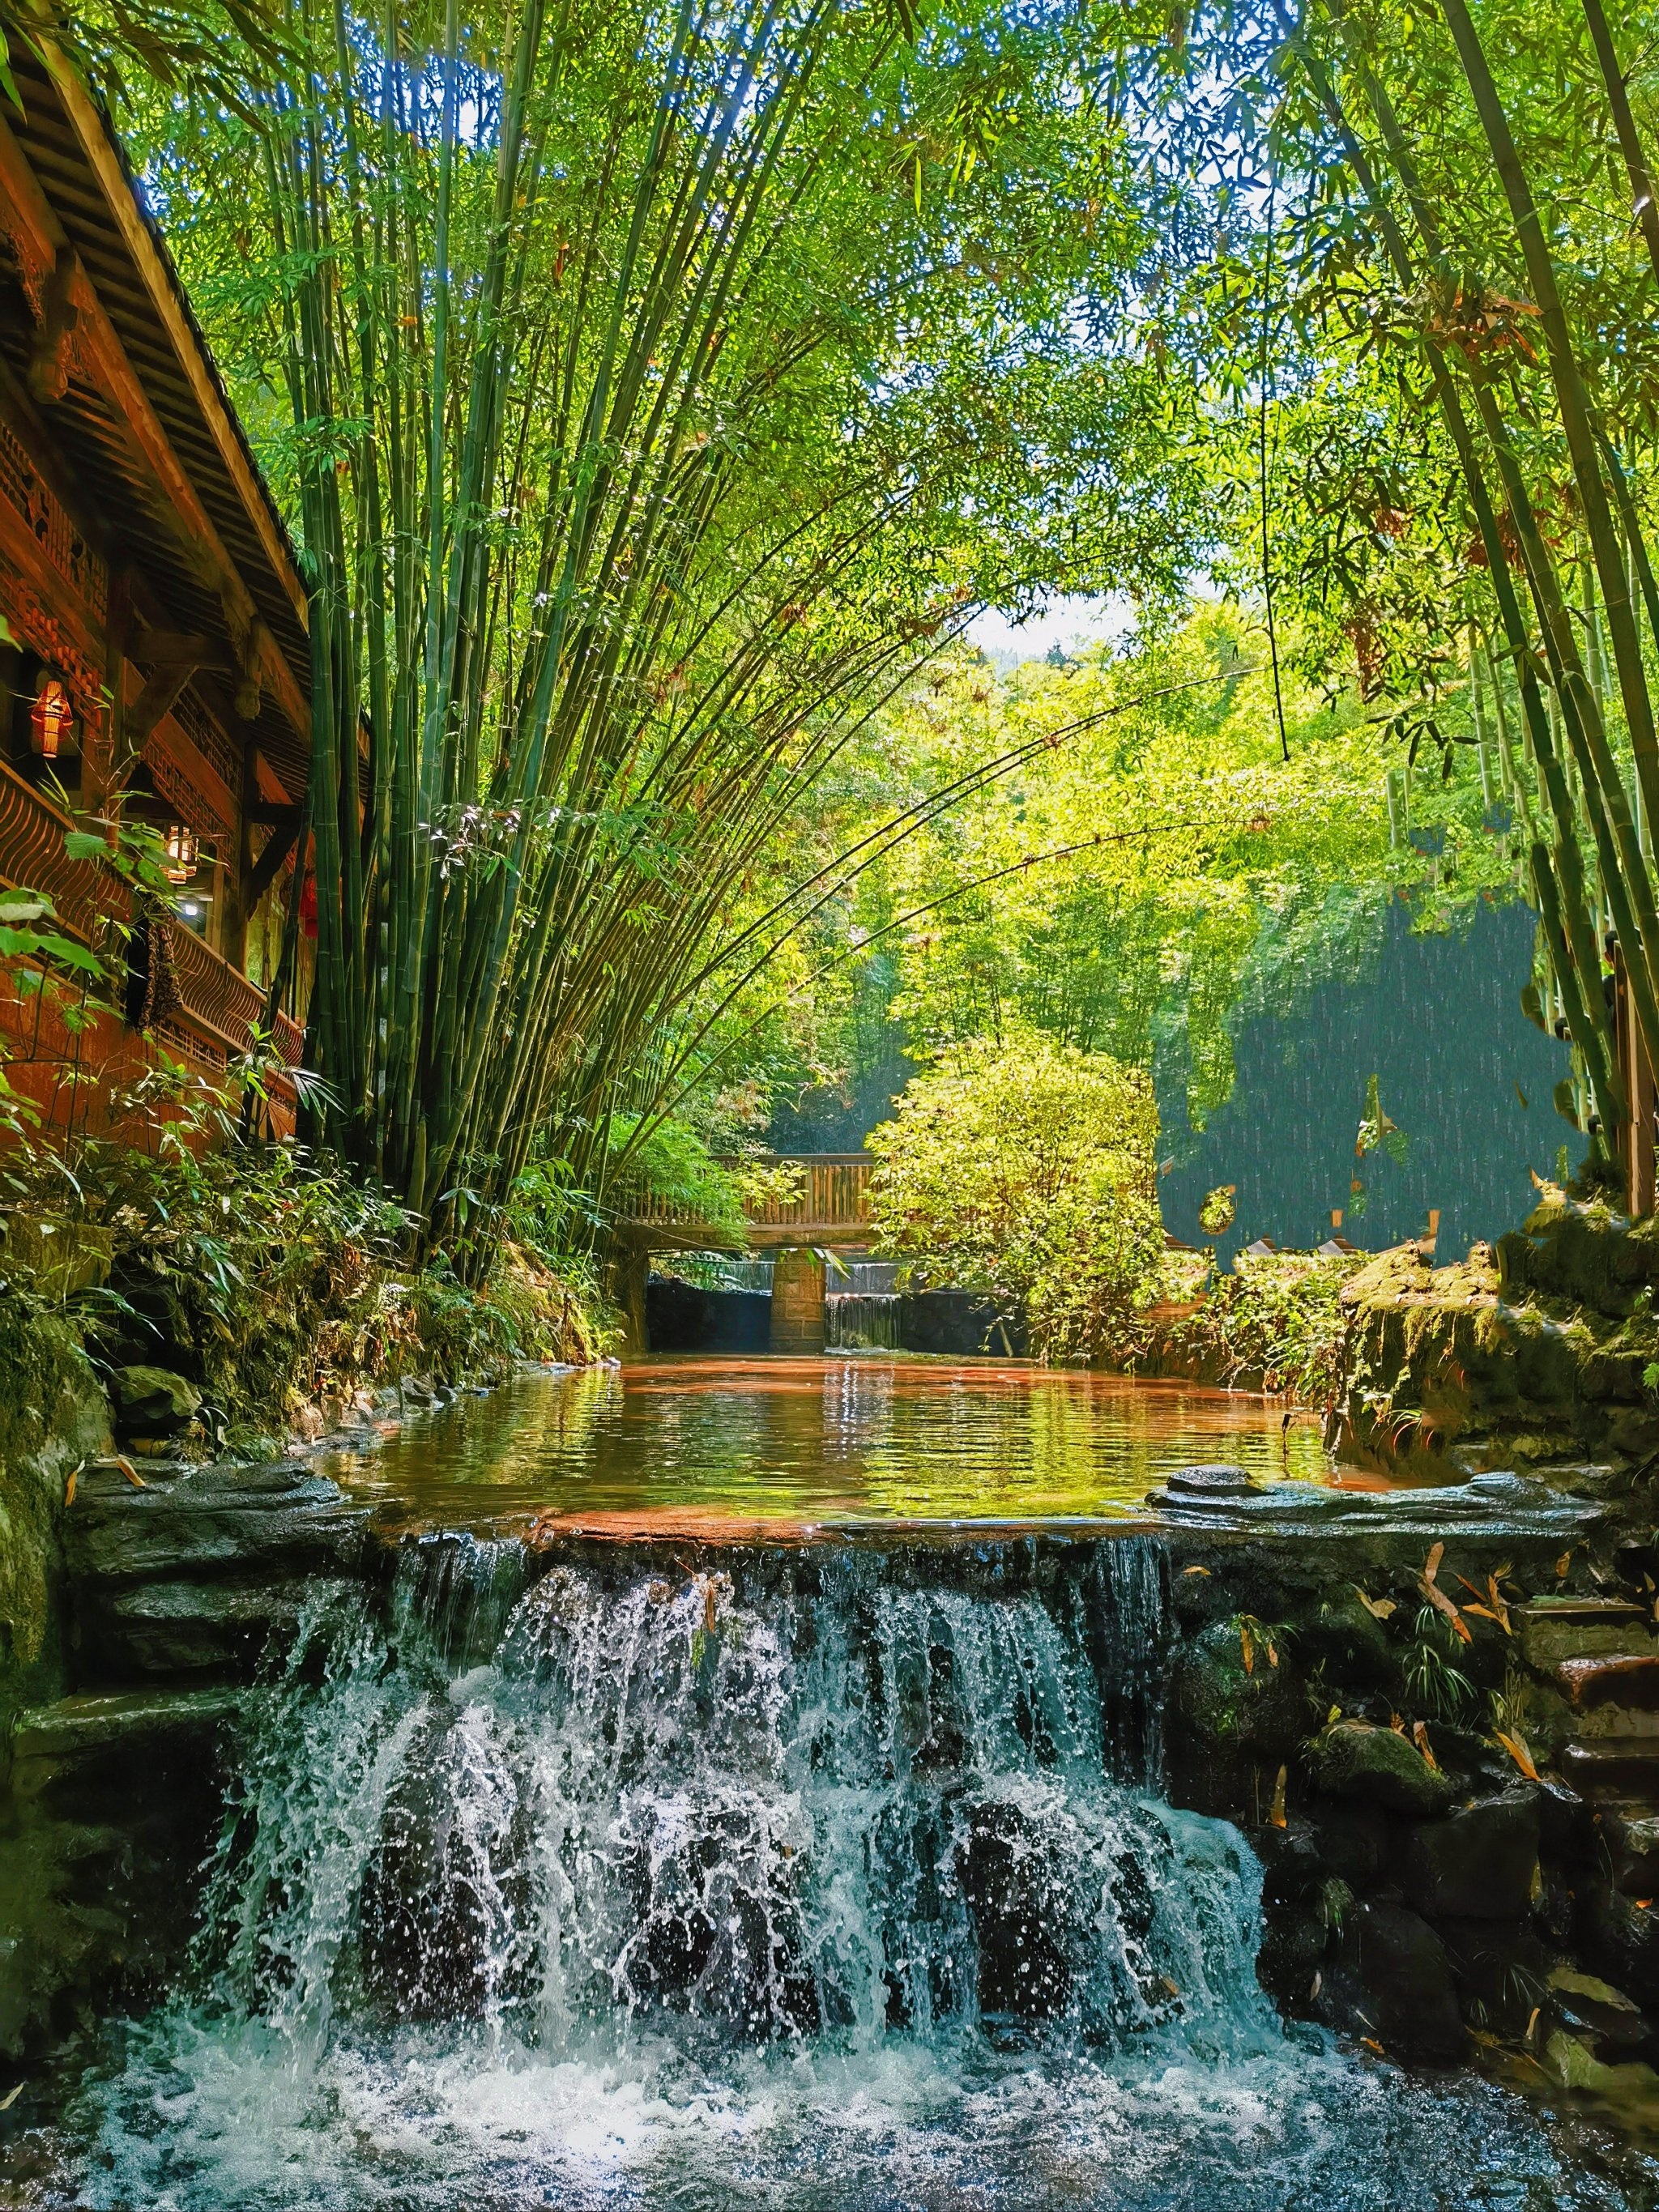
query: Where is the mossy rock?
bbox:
[1172,1617,1309,1760]
[1310,1719,1456,1815]
[110,1366,202,1435]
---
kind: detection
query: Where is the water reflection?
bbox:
[324,1355,1342,1539]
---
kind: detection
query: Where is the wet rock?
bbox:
[1257,1899,1328,2014]
[1164,1464,1253,1496]
[1401,1787,1541,1922]
[1330,1900,1465,2065]
[109,1366,200,1436]
[1548,1967,1652,2064]
[1171,1618,1308,1763]
[1310,1720,1456,1817]
[1603,1809,1659,1898]
[1578,1881,1659,2011]
[1290,1589,1403,1700]
[61,1462,367,1683]
[956,1800,1073,2023]
[1542,2028,1659,2101]
[1309,1801,1393,1890]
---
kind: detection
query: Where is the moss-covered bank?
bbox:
[1328,1189,1659,1490]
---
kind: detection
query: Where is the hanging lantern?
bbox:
[30,676,71,759]
[164,821,198,883]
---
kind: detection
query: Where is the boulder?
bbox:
[1310,1801,1393,1889]
[1332,1900,1465,2064]
[109,1366,200,1436]
[1171,1618,1308,1762]
[1310,1720,1456,1816]
[1165,1464,1253,1496]
[1548,1967,1651,2065]
[1401,1788,1540,1921]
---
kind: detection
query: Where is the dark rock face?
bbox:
[62,1460,368,1684]
[1401,1789,1542,1921]
[1171,1619,1309,1764]
[1330,1901,1466,2065]
[1310,1721,1457,1817]
[0,1689,235,2057]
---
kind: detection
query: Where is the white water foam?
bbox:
[52,1545,1639,2210]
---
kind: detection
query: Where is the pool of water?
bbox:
[322,1356,1354,1541]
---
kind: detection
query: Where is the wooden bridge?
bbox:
[615,1153,876,1353]
[620,1153,876,1254]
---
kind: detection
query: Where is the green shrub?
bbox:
[868,1028,1166,1363]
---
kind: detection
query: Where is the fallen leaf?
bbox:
[1240,1622,1255,1675]
[1413,1720,1439,1769]
[1494,1730,1541,1782]
[1309,1970,1323,2001]
[1556,1551,1572,1579]
[63,1467,77,1507]
[1180,1566,1211,1578]
[0,2081,21,2111]
[116,1455,146,1490]
[1160,1975,1180,1999]
[1269,1764,1288,1827]
[703,1580,717,1634]
[1419,1558,1472,1643]
[1326,1704,1342,1726]
[1354,1587,1397,1621]
[1525,2006,1540,2045]
[1423,1542,1445,1586]
[1360,2036,1385,2056]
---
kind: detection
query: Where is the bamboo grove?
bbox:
[122,0,1213,1259]
[1227,0,1659,1162]
[94,0,1659,1255]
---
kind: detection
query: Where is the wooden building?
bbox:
[0,43,310,1129]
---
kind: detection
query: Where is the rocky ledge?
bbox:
[1161,1461,1659,2094]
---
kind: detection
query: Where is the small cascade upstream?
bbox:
[825,1290,901,1349]
[73,1534,1597,2210]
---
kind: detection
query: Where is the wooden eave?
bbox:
[0,43,312,803]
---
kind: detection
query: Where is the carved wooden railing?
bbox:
[0,760,302,1072]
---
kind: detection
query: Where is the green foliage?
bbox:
[117,0,1216,1259]
[867,1027,1165,1362]
[1198,1185,1237,1236]
[730,604,1503,1156]
[1150,1250,1361,1405]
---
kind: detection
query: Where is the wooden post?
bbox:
[770,1246,826,1354]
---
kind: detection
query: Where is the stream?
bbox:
[8,1361,1657,2210]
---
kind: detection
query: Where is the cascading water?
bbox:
[70,1536,1606,2210]
[825,1291,901,1350]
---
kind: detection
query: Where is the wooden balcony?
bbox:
[0,760,302,1097]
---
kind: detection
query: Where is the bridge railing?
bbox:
[620,1153,874,1238]
[739,1153,872,1231]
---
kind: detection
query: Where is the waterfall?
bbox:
[198,1542,1196,2056]
[76,1535,1586,2211]
[825,1290,900,1349]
